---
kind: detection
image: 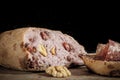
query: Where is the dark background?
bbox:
[0,7,119,53]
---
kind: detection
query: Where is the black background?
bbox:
[0,7,119,53]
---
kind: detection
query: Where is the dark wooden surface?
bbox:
[0,66,119,80]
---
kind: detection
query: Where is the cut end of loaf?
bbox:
[21,28,86,71]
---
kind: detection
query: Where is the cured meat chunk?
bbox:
[95,40,120,61]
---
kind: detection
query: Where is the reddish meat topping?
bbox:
[95,40,120,61]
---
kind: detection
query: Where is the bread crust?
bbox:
[0,28,29,70]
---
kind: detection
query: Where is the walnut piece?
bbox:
[50,47,56,55]
[46,66,71,78]
[37,44,47,57]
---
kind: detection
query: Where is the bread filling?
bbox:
[21,28,85,70]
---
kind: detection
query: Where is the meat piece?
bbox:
[40,31,50,40]
[0,27,87,71]
[95,40,120,61]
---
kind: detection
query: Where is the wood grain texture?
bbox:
[0,66,119,80]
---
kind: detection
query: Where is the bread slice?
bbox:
[81,40,120,76]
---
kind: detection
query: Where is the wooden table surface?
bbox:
[0,66,120,80]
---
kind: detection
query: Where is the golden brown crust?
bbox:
[0,28,30,70]
[81,54,120,76]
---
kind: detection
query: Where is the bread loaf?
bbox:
[0,27,87,71]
